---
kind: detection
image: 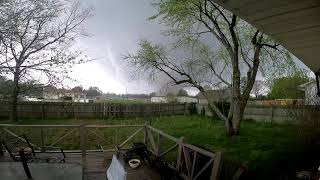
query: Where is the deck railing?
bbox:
[0,123,223,180]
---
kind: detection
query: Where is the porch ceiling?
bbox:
[212,0,320,72]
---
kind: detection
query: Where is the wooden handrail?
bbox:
[0,124,215,158]
[0,124,145,128]
[0,124,80,128]
[85,125,144,128]
[147,125,216,158]
[146,125,180,142]
[183,143,216,158]
[145,125,221,180]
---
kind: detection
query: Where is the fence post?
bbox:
[172,103,174,115]
[144,122,148,145]
[176,137,186,171]
[73,103,76,120]
[100,103,102,119]
[80,124,87,171]
[41,103,45,120]
[210,151,223,180]
[40,128,45,152]
[115,128,118,147]
[103,102,105,120]
[270,105,274,124]
[158,103,161,117]
[156,132,161,156]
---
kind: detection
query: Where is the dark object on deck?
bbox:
[296,171,311,180]
[1,134,66,163]
[19,149,33,180]
[124,143,182,180]
[39,146,66,163]
[0,141,3,156]
[1,134,35,161]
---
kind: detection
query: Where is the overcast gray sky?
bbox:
[70,0,169,94]
[69,0,311,95]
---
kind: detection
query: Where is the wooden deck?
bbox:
[0,124,226,180]
[0,151,162,180]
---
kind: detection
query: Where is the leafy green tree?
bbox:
[268,74,309,99]
[72,86,84,94]
[0,76,43,99]
[0,76,13,98]
[86,86,102,98]
[125,0,297,136]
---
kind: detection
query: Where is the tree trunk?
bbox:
[232,99,243,135]
[231,52,241,135]
[225,116,234,136]
[11,70,20,121]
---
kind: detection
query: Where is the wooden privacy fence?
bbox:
[0,123,234,180]
[0,101,188,119]
[197,103,320,124]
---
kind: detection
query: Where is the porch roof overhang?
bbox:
[212,0,320,72]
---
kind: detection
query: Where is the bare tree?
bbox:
[126,0,296,136]
[0,0,92,121]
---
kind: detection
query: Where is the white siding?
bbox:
[176,97,198,103]
[305,82,320,105]
[151,96,167,103]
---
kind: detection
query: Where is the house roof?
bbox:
[211,0,320,72]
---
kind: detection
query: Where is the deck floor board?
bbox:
[0,152,161,180]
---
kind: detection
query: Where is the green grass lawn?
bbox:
[0,115,312,177]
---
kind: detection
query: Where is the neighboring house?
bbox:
[43,86,92,102]
[43,86,61,101]
[299,81,320,105]
[196,89,231,104]
[151,96,168,103]
[73,93,90,103]
[176,96,198,103]
[124,94,150,102]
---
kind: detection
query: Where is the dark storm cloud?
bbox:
[73,0,170,94]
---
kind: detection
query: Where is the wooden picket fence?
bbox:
[0,101,188,119]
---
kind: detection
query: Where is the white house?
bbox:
[73,93,90,103]
[151,96,198,103]
[176,96,198,103]
[151,96,167,103]
[299,81,320,105]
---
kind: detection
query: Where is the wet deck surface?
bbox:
[0,152,161,180]
[0,162,83,180]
